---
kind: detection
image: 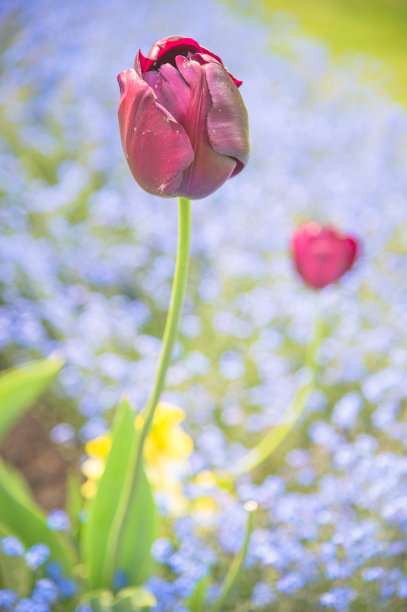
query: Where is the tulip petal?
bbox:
[117,68,194,197]
[174,56,236,199]
[145,63,191,126]
[138,36,243,87]
[193,50,243,87]
[139,36,202,73]
[292,223,359,288]
[205,61,249,177]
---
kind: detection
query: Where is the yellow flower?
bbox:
[81,479,98,499]
[80,402,193,513]
[136,402,193,466]
[190,470,219,523]
[85,434,111,458]
[191,496,218,516]
[136,402,193,516]
[195,470,217,488]
[81,457,106,480]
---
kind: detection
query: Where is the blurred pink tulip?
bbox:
[292,222,359,289]
[118,36,249,199]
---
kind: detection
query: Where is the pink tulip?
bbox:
[292,222,359,289]
[117,36,249,199]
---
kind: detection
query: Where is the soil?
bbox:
[0,409,79,512]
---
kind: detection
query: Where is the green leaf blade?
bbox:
[83,399,156,589]
[0,522,31,594]
[112,587,157,611]
[116,464,156,586]
[0,460,73,573]
[0,358,64,442]
[188,572,210,612]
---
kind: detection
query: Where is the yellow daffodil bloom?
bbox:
[135,402,193,464]
[80,402,193,515]
[85,434,111,458]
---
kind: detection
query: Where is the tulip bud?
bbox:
[117,36,249,199]
[291,222,359,289]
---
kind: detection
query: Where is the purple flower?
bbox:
[117,36,249,199]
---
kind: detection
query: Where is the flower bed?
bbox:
[1,1,407,610]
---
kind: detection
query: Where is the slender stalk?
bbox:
[137,196,191,447]
[211,501,257,612]
[107,196,191,584]
[234,314,324,475]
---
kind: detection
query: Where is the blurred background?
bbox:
[1,0,407,609]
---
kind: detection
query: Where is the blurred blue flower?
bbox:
[2,0,407,608]
[398,577,407,598]
[0,590,18,611]
[320,587,356,611]
[252,581,275,606]
[151,538,174,564]
[1,536,25,557]
[49,423,75,445]
[332,392,362,429]
[32,579,58,604]
[362,566,386,582]
[276,572,305,594]
[15,600,50,612]
[46,510,70,532]
[25,544,50,569]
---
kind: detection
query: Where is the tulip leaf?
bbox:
[66,470,83,544]
[187,572,210,612]
[0,358,64,442]
[115,464,156,586]
[111,587,157,611]
[78,589,114,612]
[79,587,156,612]
[0,459,73,573]
[0,458,35,505]
[84,399,156,589]
[0,522,31,594]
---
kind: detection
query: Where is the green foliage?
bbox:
[66,470,84,545]
[212,503,256,612]
[79,587,156,611]
[0,460,74,572]
[111,587,157,611]
[187,572,210,612]
[115,465,156,586]
[240,0,407,105]
[0,357,73,573]
[0,522,30,593]
[83,399,156,589]
[0,358,63,442]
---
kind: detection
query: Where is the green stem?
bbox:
[108,196,191,583]
[234,314,324,475]
[137,196,191,447]
[211,501,257,612]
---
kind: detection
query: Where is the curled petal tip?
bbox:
[118,36,249,199]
